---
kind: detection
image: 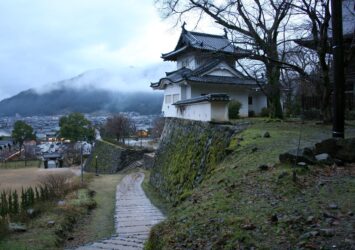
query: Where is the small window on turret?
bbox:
[173,94,180,103]
[248,96,253,105]
[165,95,172,104]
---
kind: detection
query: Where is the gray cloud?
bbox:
[0,0,178,99]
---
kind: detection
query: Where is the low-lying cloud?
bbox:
[0,0,178,100]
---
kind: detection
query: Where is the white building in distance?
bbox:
[151,25,267,122]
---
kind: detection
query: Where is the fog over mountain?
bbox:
[0,70,163,116]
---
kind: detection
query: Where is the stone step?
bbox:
[74,172,165,250]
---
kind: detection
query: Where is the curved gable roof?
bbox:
[162,28,250,61]
[151,59,258,89]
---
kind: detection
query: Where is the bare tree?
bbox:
[150,117,165,139]
[105,114,136,144]
[292,0,333,122]
[156,0,296,118]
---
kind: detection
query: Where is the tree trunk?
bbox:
[266,64,283,119]
[319,58,332,123]
[319,87,332,123]
[24,145,27,167]
[19,143,23,157]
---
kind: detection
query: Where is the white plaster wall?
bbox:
[248,92,267,114]
[162,84,181,117]
[211,102,229,121]
[190,84,250,117]
[181,85,187,100]
[177,54,196,70]
[253,93,268,114]
[207,69,235,77]
[164,84,181,95]
[186,85,192,99]
[176,102,212,121]
[161,83,267,119]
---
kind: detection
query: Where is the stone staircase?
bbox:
[75,172,165,250]
[125,160,143,170]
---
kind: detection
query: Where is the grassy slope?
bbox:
[147,120,355,249]
[65,173,124,247]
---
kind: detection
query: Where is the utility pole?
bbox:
[80,142,83,185]
[331,0,345,138]
[95,155,98,176]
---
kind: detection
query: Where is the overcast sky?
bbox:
[0,0,219,100]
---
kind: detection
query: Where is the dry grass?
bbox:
[0,167,80,194]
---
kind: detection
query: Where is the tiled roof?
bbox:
[151,59,259,89]
[173,93,230,105]
[188,75,256,85]
[162,29,250,61]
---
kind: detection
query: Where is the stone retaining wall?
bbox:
[150,118,245,203]
[85,140,148,174]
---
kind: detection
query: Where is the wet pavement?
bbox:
[76,172,165,250]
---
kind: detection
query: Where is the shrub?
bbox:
[303,109,321,120]
[0,216,9,240]
[69,189,96,209]
[345,110,355,120]
[229,100,242,119]
[38,172,75,198]
[260,107,270,117]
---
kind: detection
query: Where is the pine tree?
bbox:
[1,192,8,216]
[28,187,34,206]
[12,190,19,215]
[21,187,27,210]
[40,186,45,201]
[44,186,49,200]
[35,187,40,201]
[8,192,13,214]
[0,192,3,216]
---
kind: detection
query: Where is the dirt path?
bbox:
[76,172,165,250]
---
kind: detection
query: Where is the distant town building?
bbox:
[151,24,267,122]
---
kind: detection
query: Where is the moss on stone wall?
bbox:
[85,140,123,174]
[85,140,148,174]
[150,118,244,203]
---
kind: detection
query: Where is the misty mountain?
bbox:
[0,71,163,116]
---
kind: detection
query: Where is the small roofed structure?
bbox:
[42,152,64,168]
[173,93,230,122]
[151,25,267,122]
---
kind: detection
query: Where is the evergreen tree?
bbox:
[35,187,40,201]
[1,192,8,216]
[11,121,36,157]
[8,192,13,214]
[12,190,19,215]
[21,187,27,210]
[28,187,34,206]
[40,186,45,201]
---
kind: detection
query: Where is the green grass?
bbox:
[146,119,355,249]
[64,173,124,247]
[0,160,40,169]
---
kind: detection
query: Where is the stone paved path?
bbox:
[76,172,165,250]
